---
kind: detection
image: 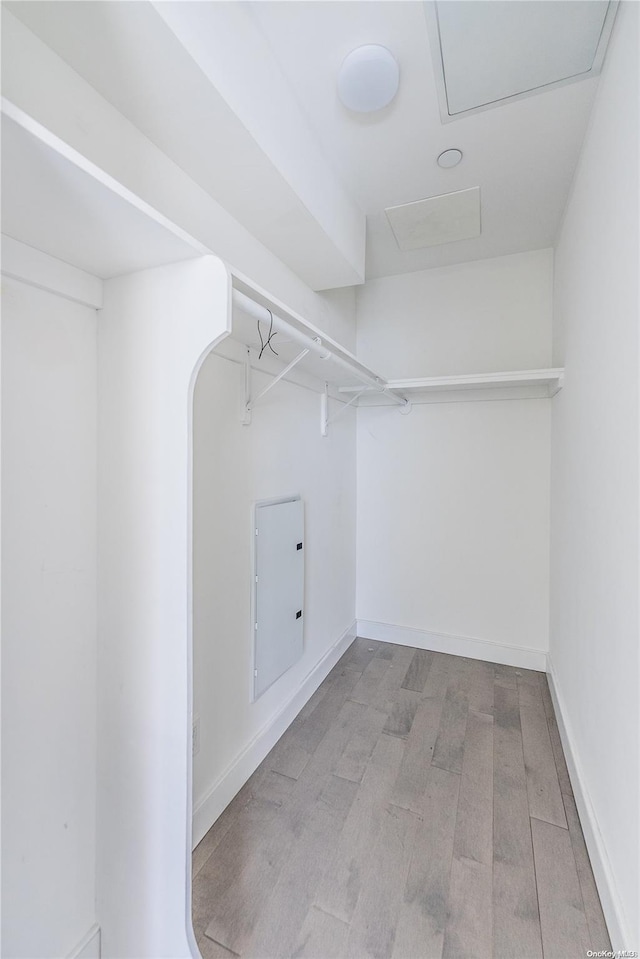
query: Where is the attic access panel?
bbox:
[425,0,618,119]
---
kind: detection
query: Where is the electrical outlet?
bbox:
[192,716,200,757]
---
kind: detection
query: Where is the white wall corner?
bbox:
[192,620,357,848]
[357,620,548,672]
[67,925,101,959]
[547,656,632,952]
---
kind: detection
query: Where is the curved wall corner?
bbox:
[97,255,230,958]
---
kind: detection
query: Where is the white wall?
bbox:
[356,249,553,379]
[1,278,97,959]
[549,3,639,949]
[97,257,228,959]
[356,250,553,665]
[192,343,357,841]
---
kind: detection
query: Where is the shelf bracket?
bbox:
[244,347,310,423]
[321,383,367,437]
[242,348,252,425]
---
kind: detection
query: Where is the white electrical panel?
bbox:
[253,497,304,698]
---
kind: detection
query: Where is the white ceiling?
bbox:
[249,1,603,278]
[4,1,609,285]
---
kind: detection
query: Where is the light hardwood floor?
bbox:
[192,639,610,959]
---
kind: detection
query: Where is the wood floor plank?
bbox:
[431,666,469,774]
[294,673,333,724]
[517,672,544,709]
[531,816,591,959]
[371,640,396,661]
[338,637,388,670]
[199,796,295,953]
[540,674,555,720]
[193,861,243,956]
[195,934,240,959]
[516,667,545,688]
[425,652,456,694]
[494,663,518,688]
[462,657,496,716]
[389,696,445,814]
[348,656,391,706]
[346,804,420,959]
[252,768,297,806]
[293,666,362,754]
[454,709,494,866]
[268,736,311,780]
[442,709,494,959]
[401,648,434,692]
[192,767,292,878]
[290,660,364,743]
[285,700,369,821]
[389,653,450,813]
[245,775,359,959]
[368,644,415,708]
[192,812,235,880]
[392,764,461,959]
[492,683,543,959]
[315,732,406,923]
[563,793,612,952]
[202,699,365,953]
[443,857,493,959]
[520,696,567,828]
[335,704,388,783]
[292,907,350,959]
[547,713,574,798]
[383,687,422,740]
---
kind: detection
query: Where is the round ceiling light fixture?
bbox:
[338,44,400,113]
[437,148,463,168]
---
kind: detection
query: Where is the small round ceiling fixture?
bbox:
[338,44,400,113]
[437,148,463,168]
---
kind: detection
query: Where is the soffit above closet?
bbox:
[5,1,613,283]
[2,1,365,292]
[1,110,205,279]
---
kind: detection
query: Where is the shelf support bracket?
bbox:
[321,384,367,437]
[320,383,329,437]
[242,348,252,425]
[244,348,310,422]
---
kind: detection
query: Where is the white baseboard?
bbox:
[547,657,631,952]
[192,620,357,848]
[357,620,547,672]
[67,924,100,959]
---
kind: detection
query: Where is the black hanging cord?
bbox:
[257,310,279,360]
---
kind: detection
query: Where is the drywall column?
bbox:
[98,255,229,958]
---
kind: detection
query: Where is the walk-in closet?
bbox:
[1,3,638,958]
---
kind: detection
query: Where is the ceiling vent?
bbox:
[385,187,481,251]
[424,0,619,120]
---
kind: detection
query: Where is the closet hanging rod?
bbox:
[232,289,409,408]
